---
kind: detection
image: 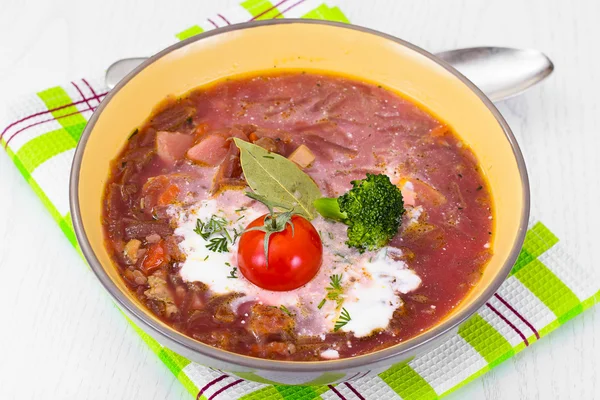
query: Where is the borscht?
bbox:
[102,72,493,361]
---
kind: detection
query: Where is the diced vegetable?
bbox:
[187,134,229,165]
[132,269,147,286]
[157,184,180,205]
[163,235,185,262]
[144,275,178,317]
[212,296,239,323]
[156,131,194,164]
[141,240,167,274]
[140,175,189,216]
[123,239,142,263]
[146,233,161,244]
[288,144,315,169]
[429,124,448,137]
[254,137,278,153]
[247,303,295,338]
[248,132,259,142]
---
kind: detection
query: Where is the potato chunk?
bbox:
[288,144,315,169]
[124,239,142,263]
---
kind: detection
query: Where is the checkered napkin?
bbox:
[1,1,598,399]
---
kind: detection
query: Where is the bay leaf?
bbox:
[233,138,322,220]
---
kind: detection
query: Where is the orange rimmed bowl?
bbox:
[70,20,529,385]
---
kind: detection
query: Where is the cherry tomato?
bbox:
[237,214,323,291]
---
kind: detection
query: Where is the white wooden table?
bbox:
[0,0,598,398]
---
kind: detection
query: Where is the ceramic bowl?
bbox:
[70,20,529,385]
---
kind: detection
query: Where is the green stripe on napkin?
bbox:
[380,363,437,400]
[38,87,87,140]
[302,4,350,22]
[515,260,582,323]
[16,129,77,173]
[241,0,283,19]
[176,26,204,41]
[459,314,514,368]
[240,387,282,400]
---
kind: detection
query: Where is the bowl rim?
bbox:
[70,18,530,373]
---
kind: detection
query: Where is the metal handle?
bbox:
[105,47,554,102]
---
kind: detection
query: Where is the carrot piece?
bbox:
[158,185,180,205]
[141,240,167,274]
[194,123,209,137]
[248,132,259,142]
[429,124,448,137]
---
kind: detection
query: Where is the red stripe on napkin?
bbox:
[486,303,529,346]
[495,293,540,339]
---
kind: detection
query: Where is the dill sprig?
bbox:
[326,274,344,305]
[329,274,343,290]
[333,308,351,332]
[194,215,242,250]
[194,215,227,239]
[318,274,345,310]
[206,236,228,253]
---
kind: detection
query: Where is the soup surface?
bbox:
[103,72,493,361]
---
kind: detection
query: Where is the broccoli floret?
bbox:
[313,174,405,252]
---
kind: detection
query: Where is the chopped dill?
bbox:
[317,298,326,309]
[194,215,228,239]
[334,308,351,331]
[206,236,228,253]
[232,227,242,245]
[222,228,232,242]
[329,274,343,291]
[325,274,344,307]
[279,305,294,317]
[227,267,238,279]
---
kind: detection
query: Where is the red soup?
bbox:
[103,72,493,361]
